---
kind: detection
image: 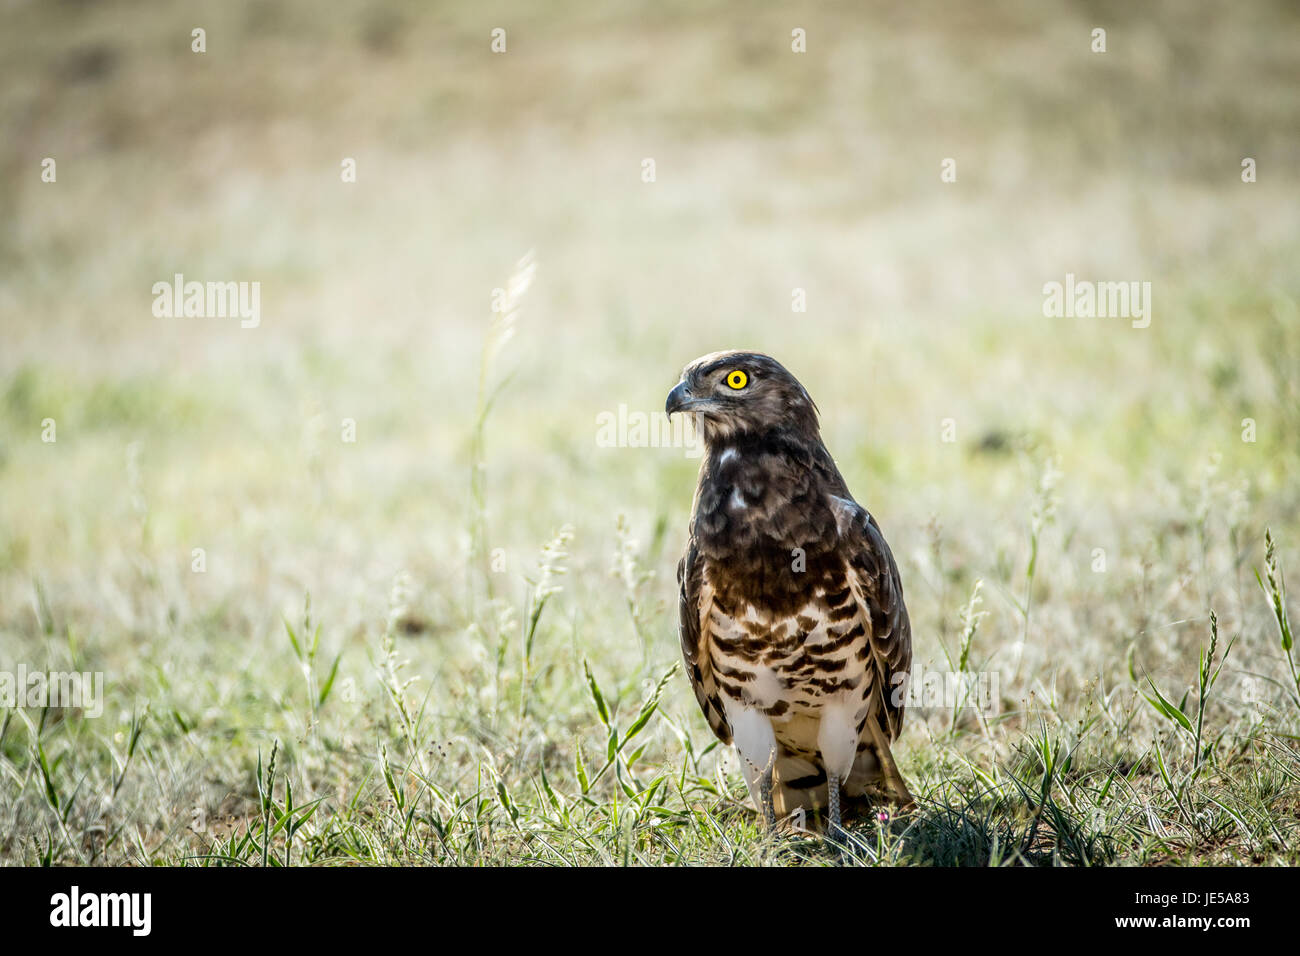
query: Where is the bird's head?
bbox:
[665,350,820,444]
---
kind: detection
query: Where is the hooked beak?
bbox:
[665,380,693,415]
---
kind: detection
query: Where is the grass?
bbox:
[2,0,1300,866]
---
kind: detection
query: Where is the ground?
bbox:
[1,0,1299,865]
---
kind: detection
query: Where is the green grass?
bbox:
[2,0,1299,866]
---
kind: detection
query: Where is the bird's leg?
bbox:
[816,704,853,852]
[758,761,777,831]
[825,772,843,849]
[726,704,779,833]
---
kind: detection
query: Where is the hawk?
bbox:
[666,350,915,836]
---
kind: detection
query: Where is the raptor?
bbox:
[667,350,915,836]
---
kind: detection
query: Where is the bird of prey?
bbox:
[666,350,915,836]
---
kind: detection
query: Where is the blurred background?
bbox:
[1,0,1298,863]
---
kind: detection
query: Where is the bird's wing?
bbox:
[829,495,912,740]
[678,537,732,744]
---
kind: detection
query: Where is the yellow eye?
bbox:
[726,370,748,390]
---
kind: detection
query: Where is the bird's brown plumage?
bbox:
[668,350,914,827]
